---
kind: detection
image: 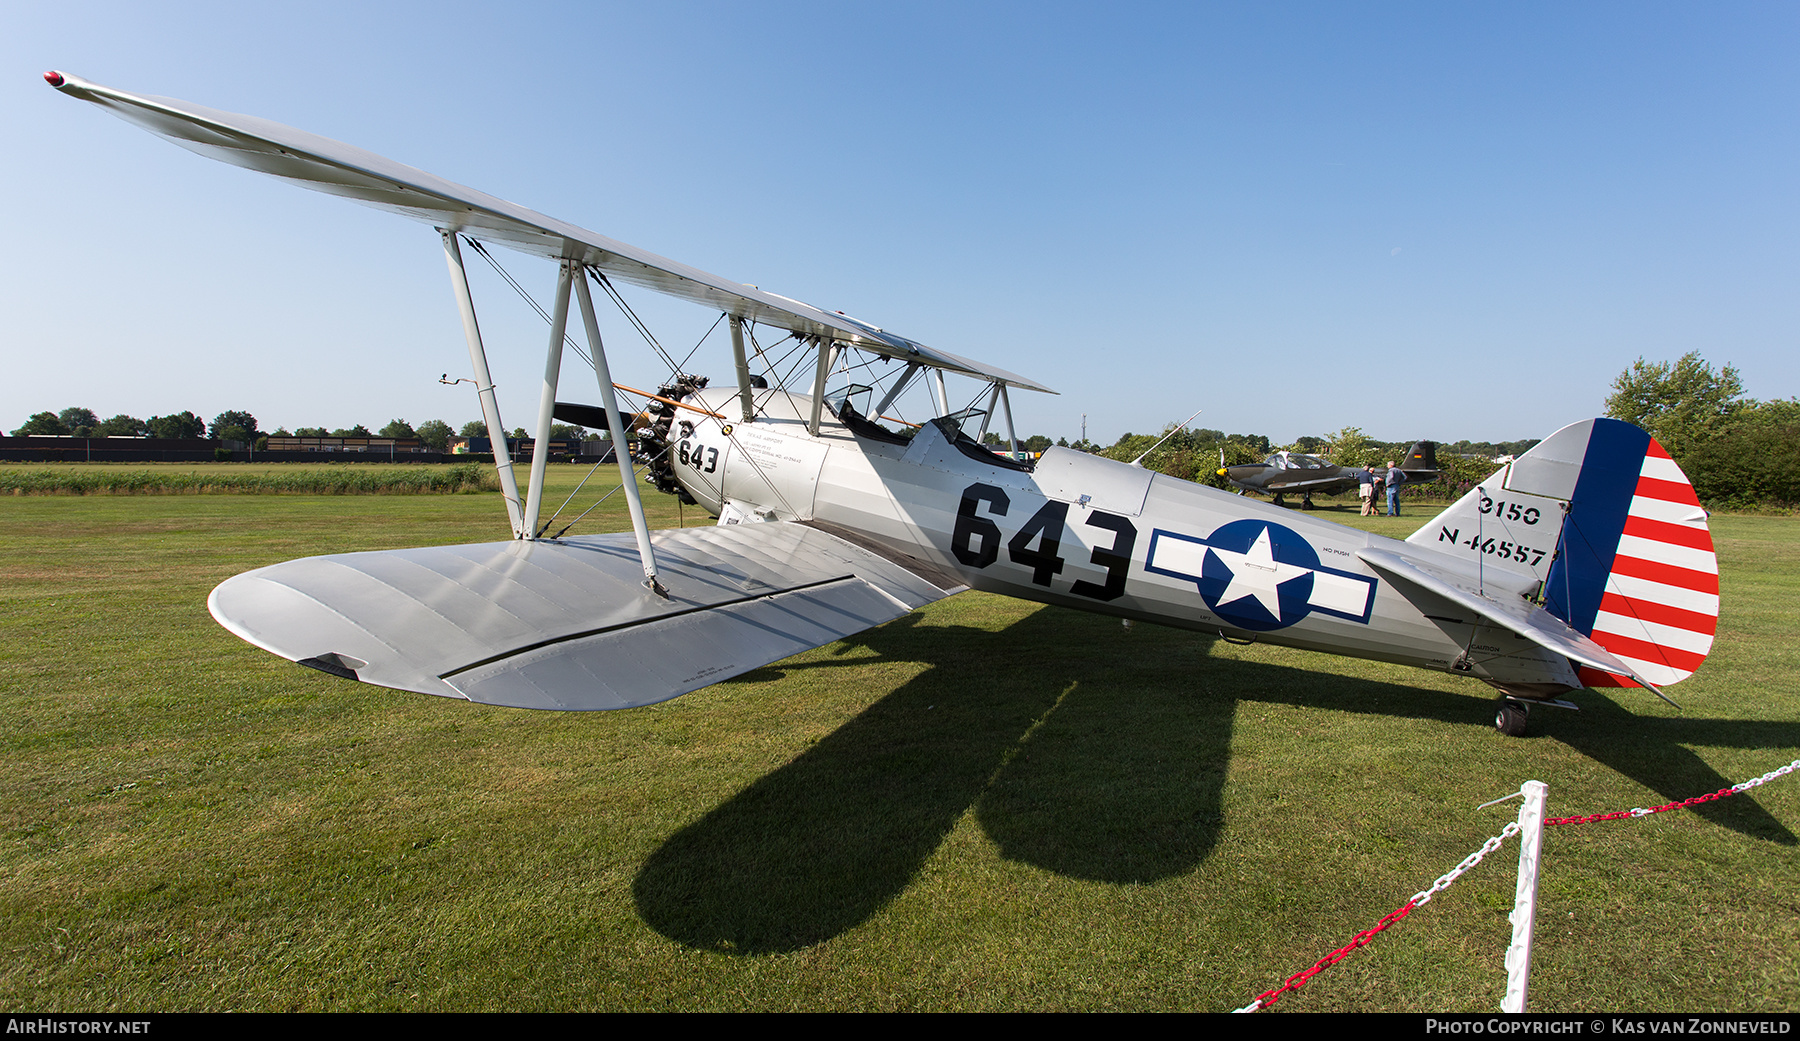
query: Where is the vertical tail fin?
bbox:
[1403,439,1438,474]
[1410,419,1717,689]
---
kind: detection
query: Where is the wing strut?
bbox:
[729,316,755,423]
[575,267,662,592]
[441,230,524,536]
[975,383,1001,442]
[874,361,921,418]
[523,259,577,537]
[807,335,838,437]
[998,382,1021,461]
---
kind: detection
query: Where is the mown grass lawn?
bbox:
[1,467,1795,1011]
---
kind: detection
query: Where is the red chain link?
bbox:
[1546,784,1737,826]
[1238,758,1796,1011]
[1243,900,1419,1011]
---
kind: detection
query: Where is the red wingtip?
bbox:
[44,71,66,87]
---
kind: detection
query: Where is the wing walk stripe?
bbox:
[1637,454,1688,485]
[1615,534,1718,574]
[1591,612,1716,655]
[1608,553,1721,594]
[1621,513,1716,551]
[1597,591,1719,634]
[1601,652,1693,685]
[1578,666,1636,688]
[1627,495,1711,526]
[1605,573,1719,615]
[1588,630,1707,672]
[437,574,858,679]
[1634,474,1703,506]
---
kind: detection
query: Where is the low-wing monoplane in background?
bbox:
[48,73,1721,736]
[1218,441,1440,508]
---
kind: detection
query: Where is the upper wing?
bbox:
[47,71,1052,394]
[209,522,962,710]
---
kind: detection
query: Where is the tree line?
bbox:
[14,353,1790,508]
[10,409,592,453]
[1603,352,1798,509]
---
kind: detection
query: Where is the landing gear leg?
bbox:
[1301,493,1316,510]
[1494,697,1530,737]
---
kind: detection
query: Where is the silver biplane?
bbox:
[48,73,1721,736]
[1219,441,1439,508]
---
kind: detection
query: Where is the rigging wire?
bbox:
[673,311,727,377]
[588,268,682,376]
[462,237,593,368]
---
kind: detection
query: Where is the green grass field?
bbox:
[2,465,1795,1011]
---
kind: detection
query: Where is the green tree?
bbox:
[59,408,99,437]
[460,420,488,438]
[1605,352,1748,458]
[96,414,148,437]
[148,411,206,439]
[293,427,329,438]
[1326,426,1376,468]
[332,425,373,438]
[211,410,260,444]
[1683,398,1800,508]
[378,419,417,439]
[415,419,453,452]
[12,412,69,436]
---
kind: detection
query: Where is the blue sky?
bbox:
[6,1,1796,447]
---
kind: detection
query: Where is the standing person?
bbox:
[1385,459,1406,516]
[1357,464,1377,516]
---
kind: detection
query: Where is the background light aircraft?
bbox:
[1218,440,1440,508]
[49,73,1721,736]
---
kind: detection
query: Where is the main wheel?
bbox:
[1494,698,1530,737]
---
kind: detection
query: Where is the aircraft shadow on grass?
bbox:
[631,606,1798,955]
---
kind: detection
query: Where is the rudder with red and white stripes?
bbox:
[1537,422,1718,689]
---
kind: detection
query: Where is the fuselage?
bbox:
[665,388,1571,690]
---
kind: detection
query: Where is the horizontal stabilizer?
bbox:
[1358,547,1667,697]
[209,523,958,710]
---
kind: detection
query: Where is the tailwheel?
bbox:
[1494,697,1530,737]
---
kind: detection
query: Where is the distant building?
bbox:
[264,436,426,455]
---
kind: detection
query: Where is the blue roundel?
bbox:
[1196,519,1322,631]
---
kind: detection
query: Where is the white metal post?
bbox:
[975,382,1001,442]
[998,383,1020,461]
[441,230,524,537]
[730,316,755,422]
[807,335,836,437]
[933,368,949,418]
[574,269,660,590]
[1501,779,1548,1013]
[523,259,575,538]
[874,361,920,419]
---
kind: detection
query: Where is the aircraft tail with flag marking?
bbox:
[1408,418,1717,691]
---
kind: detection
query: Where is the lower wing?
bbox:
[209,522,960,710]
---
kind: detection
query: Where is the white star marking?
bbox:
[1208,526,1314,620]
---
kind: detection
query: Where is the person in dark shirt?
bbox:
[1358,465,1378,516]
